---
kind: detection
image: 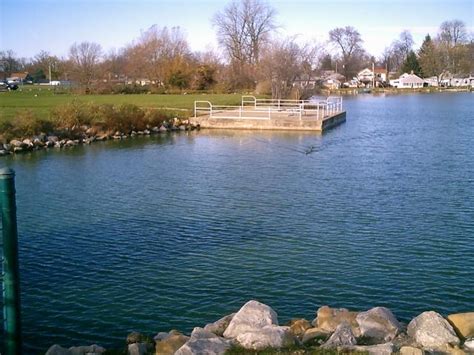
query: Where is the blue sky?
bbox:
[1,0,473,59]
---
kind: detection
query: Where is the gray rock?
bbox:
[302,327,329,345]
[143,129,150,135]
[69,344,106,355]
[3,143,12,151]
[312,305,359,334]
[356,306,401,343]
[127,342,148,355]
[10,139,24,148]
[223,300,278,339]
[23,138,33,147]
[464,338,474,351]
[159,125,168,132]
[353,342,394,355]
[407,311,460,350]
[45,344,70,355]
[0,149,10,156]
[48,136,59,143]
[13,146,24,153]
[175,327,232,355]
[321,322,357,349]
[33,138,45,147]
[235,325,295,350]
[204,313,235,336]
[179,125,186,131]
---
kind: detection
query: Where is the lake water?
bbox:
[2,93,474,353]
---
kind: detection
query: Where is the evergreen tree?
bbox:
[401,50,422,76]
[418,34,440,78]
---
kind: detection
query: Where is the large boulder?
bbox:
[320,322,357,349]
[45,345,70,355]
[447,312,474,339]
[204,313,235,336]
[223,300,278,339]
[235,325,295,350]
[356,306,401,343]
[407,311,460,349]
[155,333,189,355]
[127,343,148,355]
[313,306,359,334]
[45,344,106,355]
[175,327,232,355]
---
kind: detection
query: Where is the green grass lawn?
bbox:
[0,86,248,123]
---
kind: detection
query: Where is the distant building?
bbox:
[7,72,31,84]
[424,76,439,87]
[389,72,424,88]
[356,67,388,87]
[322,73,345,89]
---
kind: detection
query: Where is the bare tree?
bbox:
[439,20,467,47]
[69,42,102,89]
[328,26,363,78]
[437,19,469,73]
[213,0,276,89]
[213,0,276,65]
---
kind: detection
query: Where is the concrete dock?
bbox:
[191,96,346,132]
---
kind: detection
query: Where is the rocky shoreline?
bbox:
[0,118,199,157]
[45,300,474,355]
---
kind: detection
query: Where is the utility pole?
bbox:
[372,62,375,88]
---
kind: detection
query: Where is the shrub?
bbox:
[51,100,96,129]
[116,104,146,132]
[13,110,53,137]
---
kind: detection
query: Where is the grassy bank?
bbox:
[0,87,246,123]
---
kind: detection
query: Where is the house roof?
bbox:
[374,68,387,74]
[9,72,29,80]
[399,73,424,84]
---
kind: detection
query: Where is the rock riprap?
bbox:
[174,327,232,355]
[222,300,295,350]
[407,311,460,349]
[447,312,474,339]
[313,305,359,334]
[356,306,402,343]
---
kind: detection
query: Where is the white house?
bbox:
[357,67,388,87]
[390,72,424,88]
[424,76,439,87]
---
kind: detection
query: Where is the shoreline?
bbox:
[45,300,474,355]
[0,118,200,157]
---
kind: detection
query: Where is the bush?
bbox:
[50,100,97,129]
[115,104,146,132]
[13,110,53,137]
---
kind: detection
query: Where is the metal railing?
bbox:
[194,96,343,120]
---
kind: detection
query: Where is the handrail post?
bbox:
[1,168,22,355]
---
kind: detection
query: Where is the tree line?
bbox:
[1,0,472,97]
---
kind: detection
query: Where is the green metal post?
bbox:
[0,168,21,355]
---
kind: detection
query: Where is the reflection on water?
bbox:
[3,93,474,353]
